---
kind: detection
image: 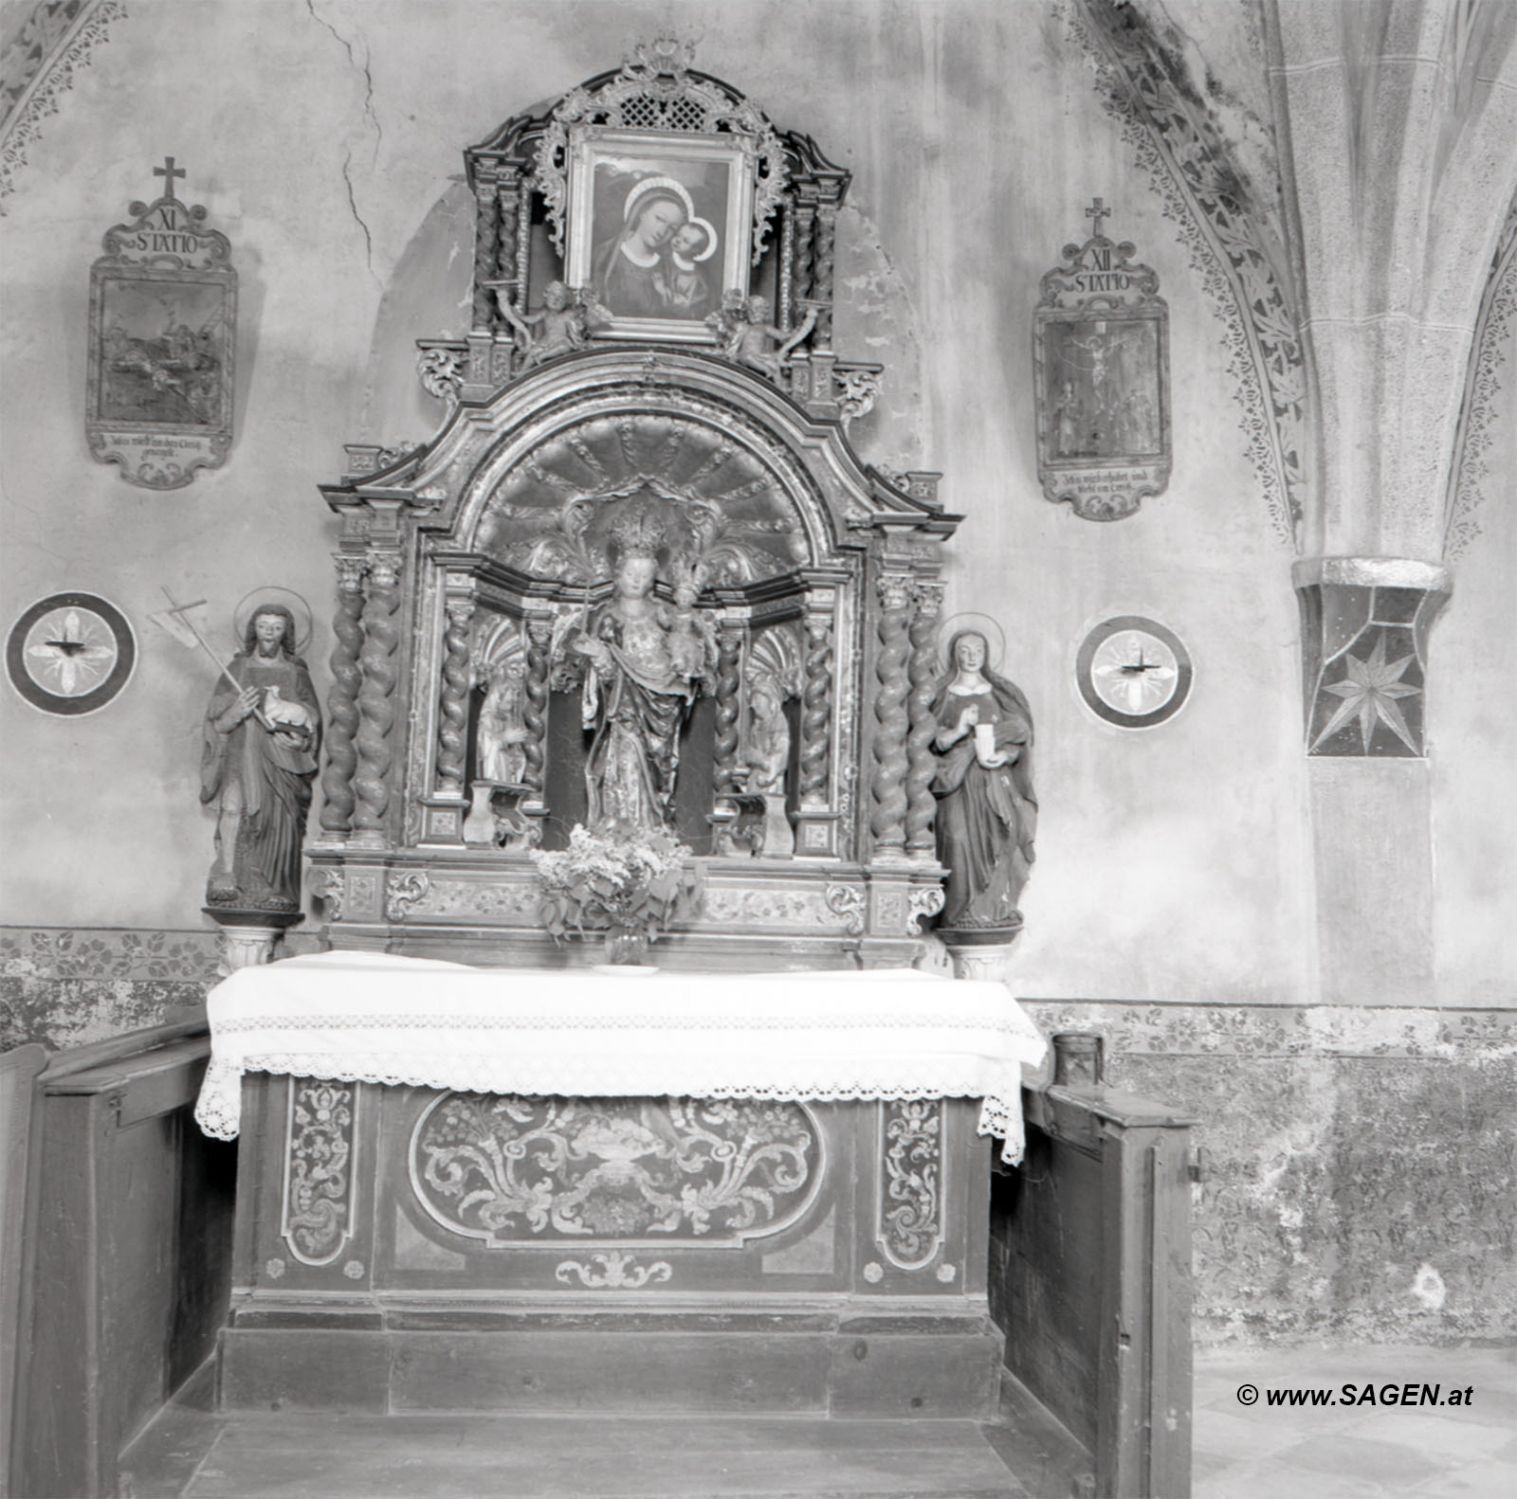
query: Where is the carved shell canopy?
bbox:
[474,413,809,587]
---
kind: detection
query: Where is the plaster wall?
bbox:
[3,0,1514,1347]
[1,0,1311,1005]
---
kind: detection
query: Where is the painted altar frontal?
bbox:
[213,41,1041,1419]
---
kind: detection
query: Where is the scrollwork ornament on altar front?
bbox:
[410,1094,821,1248]
[385,870,431,921]
[877,1099,944,1272]
[282,1079,358,1267]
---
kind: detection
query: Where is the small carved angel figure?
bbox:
[491,281,596,371]
[707,294,817,383]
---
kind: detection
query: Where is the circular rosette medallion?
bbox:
[1076,615,1192,729]
[409,1094,822,1248]
[6,592,136,716]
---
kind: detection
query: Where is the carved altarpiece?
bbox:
[308,39,949,970]
[222,44,1005,1421]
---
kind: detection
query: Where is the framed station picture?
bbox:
[564,127,756,342]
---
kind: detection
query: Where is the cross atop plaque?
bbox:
[86,160,238,490]
[1032,201,1171,522]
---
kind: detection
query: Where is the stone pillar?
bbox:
[351,549,402,849]
[905,579,943,861]
[870,573,913,863]
[435,593,476,797]
[318,553,367,838]
[1294,556,1452,1004]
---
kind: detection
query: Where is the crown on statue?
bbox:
[609,505,666,561]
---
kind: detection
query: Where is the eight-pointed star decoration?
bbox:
[1311,631,1422,755]
[6,593,136,716]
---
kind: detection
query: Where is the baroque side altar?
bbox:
[210,38,1043,1422]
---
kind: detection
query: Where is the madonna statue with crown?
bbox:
[570,507,704,832]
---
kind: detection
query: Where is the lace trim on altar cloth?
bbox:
[193,1058,1030,1165]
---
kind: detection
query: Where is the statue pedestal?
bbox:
[940,924,1023,983]
[203,906,303,974]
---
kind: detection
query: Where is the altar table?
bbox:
[204,952,1048,1420]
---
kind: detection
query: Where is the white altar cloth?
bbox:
[194,951,1047,1162]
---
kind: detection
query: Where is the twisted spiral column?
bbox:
[522,617,552,799]
[472,176,500,331]
[435,596,475,796]
[494,170,520,324]
[800,613,834,806]
[319,554,368,836]
[712,620,746,803]
[870,574,912,860]
[813,202,838,349]
[351,551,402,845]
[792,201,817,309]
[906,580,944,860]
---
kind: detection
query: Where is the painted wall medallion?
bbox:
[1076,615,1191,729]
[1034,198,1171,521]
[86,158,236,489]
[6,592,136,716]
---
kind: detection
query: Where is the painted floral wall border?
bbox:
[1064,0,1306,547]
[0,0,126,213]
[1445,194,1517,560]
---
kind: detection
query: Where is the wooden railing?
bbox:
[5,1021,236,1499]
[993,1034,1197,1499]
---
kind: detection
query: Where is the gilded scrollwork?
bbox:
[877,1099,944,1272]
[282,1080,358,1267]
[385,871,431,921]
[410,1094,820,1248]
[534,36,787,264]
[823,881,866,936]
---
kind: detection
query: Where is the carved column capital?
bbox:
[1292,556,1451,757]
[334,552,368,593]
[365,549,403,591]
[877,572,913,613]
[444,594,477,627]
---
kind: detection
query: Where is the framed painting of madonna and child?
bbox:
[565,127,757,342]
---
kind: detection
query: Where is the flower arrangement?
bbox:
[531,822,701,963]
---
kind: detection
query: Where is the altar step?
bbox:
[218,1303,1006,1421]
[121,1409,1042,1498]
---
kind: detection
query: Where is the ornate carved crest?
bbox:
[1033,198,1170,521]
[86,158,236,489]
[535,36,787,266]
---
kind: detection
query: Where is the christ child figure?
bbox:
[655,221,715,316]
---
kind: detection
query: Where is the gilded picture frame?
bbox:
[565,126,757,344]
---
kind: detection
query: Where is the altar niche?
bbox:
[307,40,957,970]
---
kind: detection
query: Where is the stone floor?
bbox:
[119,1343,1517,1497]
[1192,1343,1517,1499]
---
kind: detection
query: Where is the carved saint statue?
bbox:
[742,674,791,796]
[201,605,321,912]
[572,517,703,831]
[930,631,1036,931]
[476,658,530,785]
